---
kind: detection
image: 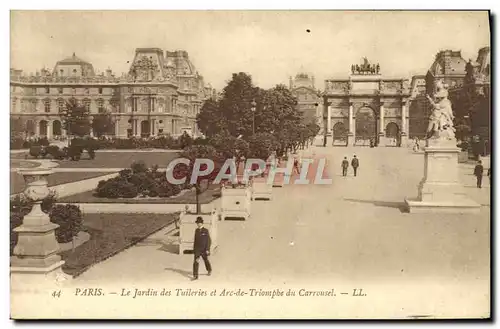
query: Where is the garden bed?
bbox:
[10,172,116,195]
[60,212,179,277]
[54,151,180,168]
[58,184,221,204]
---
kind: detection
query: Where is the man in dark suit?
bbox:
[341,157,349,177]
[474,160,484,188]
[351,155,359,177]
[192,217,212,281]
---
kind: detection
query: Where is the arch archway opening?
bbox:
[355,107,377,146]
[140,120,150,138]
[53,120,62,136]
[332,122,348,146]
[385,122,400,147]
[39,120,48,137]
[26,120,36,136]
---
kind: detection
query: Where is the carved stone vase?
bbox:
[11,169,66,287]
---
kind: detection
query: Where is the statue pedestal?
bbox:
[11,169,68,292]
[405,139,481,213]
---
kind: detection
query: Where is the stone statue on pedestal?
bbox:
[425,81,455,140]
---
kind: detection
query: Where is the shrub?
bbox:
[131,161,148,174]
[29,145,42,158]
[10,192,81,254]
[49,204,83,243]
[179,132,194,149]
[120,182,138,198]
[10,138,25,150]
[38,137,50,147]
[68,145,83,161]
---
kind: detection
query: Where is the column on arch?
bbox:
[378,101,385,146]
[400,100,408,147]
[347,102,355,146]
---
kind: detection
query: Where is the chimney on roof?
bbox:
[106,67,112,77]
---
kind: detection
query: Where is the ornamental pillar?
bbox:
[379,102,385,146]
[401,101,408,147]
[347,102,355,146]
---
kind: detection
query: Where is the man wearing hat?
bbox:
[192,217,212,281]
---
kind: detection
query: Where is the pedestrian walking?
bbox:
[351,155,359,177]
[488,167,491,187]
[474,160,484,188]
[192,217,212,281]
[341,157,349,177]
[293,156,300,175]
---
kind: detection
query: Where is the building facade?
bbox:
[289,73,322,127]
[408,47,490,153]
[10,48,217,139]
[323,59,411,147]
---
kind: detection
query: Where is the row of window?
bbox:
[14,87,106,95]
[12,98,107,113]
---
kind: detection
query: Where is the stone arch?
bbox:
[385,121,400,146]
[140,120,150,138]
[355,106,377,145]
[52,120,62,136]
[26,120,36,136]
[39,120,48,137]
[385,122,400,138]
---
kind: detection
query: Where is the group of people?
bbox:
[341,155,360,177]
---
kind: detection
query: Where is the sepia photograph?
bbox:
[8,9,491,320]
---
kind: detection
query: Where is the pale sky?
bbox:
[10,11,490,90]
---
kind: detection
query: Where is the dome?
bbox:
[56,52,91,66]
[296,72,309,79]
[54,52,95,77]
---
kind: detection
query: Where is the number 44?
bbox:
[52,290,61,298]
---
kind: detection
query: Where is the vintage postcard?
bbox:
[9,10,491,319]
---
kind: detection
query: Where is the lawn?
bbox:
[10,172,116,195]
[60,212,179,277]
[59,184,222,204]
[54,152,180,168]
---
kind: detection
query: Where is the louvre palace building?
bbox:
[10,48,217,139]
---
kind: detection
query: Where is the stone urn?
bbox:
[11,169,66,286]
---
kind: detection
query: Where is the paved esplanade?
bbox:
[20,144,489,319]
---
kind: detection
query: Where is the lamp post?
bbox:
[251,99,257,135]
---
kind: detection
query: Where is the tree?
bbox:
[247,132,278,161]
[61,99,91,138]
[455,124,472,142]
[177,145,224,214]
[92,110,115,137]
[196,99,227,138]
[197,73,263,138]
